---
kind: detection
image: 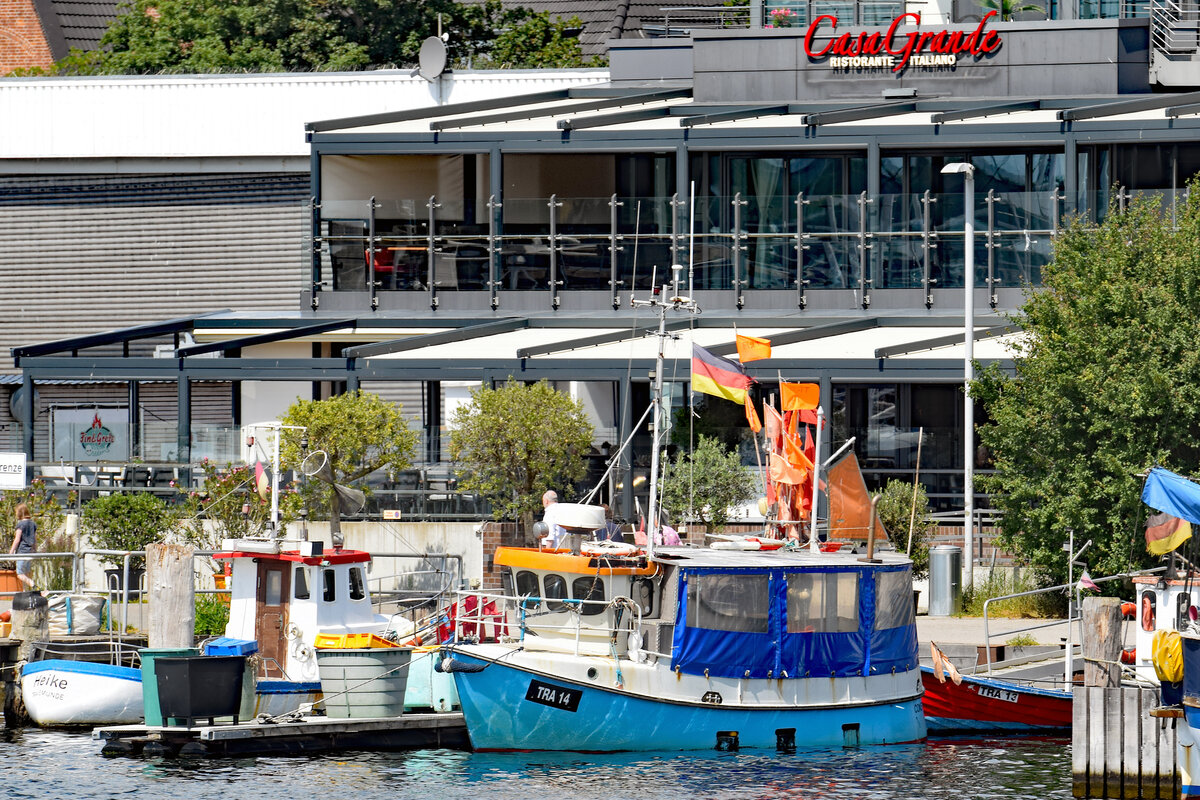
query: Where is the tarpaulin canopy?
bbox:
[1143,467,1200,525]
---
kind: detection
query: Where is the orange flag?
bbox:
[769,452,808,485]
[781,382,819,411]
[736,334,772,363]
[763,404,784,451]
[744,394,762,433]
[784,433,814,471]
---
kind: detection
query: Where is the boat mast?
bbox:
[632,265,696,558]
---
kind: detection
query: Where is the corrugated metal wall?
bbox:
[0,172,309,372]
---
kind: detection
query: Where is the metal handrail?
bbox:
[980,566,1166,675]
[451,589,643,657]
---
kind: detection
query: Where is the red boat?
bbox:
[920,666,1073,734]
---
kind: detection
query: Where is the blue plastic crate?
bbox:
[202,637,258,656]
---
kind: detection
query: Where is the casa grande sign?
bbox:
[804,10,1002,73]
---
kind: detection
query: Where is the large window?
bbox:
[572,576,606,616]
[787,572,859,633]
[543,574,569,612]
[874,568,915,630]
[685,574,769,633]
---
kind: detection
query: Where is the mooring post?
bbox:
[147,542,195,649]
[1082,596,1123,688]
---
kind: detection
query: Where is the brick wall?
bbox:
[0,0,53,74]
[480,521,526,589]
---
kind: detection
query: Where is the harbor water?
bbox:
[0,728,1071,800]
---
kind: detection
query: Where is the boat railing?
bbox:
[451,589,643,656]
[981,566,1166,676]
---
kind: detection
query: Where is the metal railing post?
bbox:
[609,193,624,309]
[921,189,937,308]
[427,194,442,310]
[548,194,563,309]
[795,191,810,309]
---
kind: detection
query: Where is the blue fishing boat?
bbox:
[443,282,925,752]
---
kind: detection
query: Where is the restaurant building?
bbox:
[13,1,1200,521]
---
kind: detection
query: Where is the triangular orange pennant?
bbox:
[784,433,814,471]
[744,393,762,433]
[781,382,819,411]
[763,404,784,451]
[736,334,772,363]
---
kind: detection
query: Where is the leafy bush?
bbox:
[962,570,1065,618]
[194,593,230,638]
[80,492,177,569]
[661,435,756,533]
[875,479,935,580]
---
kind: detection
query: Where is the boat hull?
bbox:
[450,651,926,751]
[22,660,143,726]
[919,665,1072,734]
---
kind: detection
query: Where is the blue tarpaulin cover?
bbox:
[1143,467,1200,524]
[671,565,917,679]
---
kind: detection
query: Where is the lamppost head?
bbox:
[941,162,974,176]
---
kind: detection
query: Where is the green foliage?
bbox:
[660,435,755,532]
[21,0,599,76]
[961,570,1065,617]
[194,593,230,637]
[490,13,601,69]
[980,0,1045,19]
[0,480,72,583]
[976,187,1200,585]
[79,492,177,569]
[449,379,594,523]
[1006,633,1039,646]
[178,459,300,548]
[280,390,419,521]
[875,479,935,580]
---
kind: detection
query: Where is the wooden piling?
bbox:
[1072,686,1179,798]
[1082,597,1123,688]
[146,543,194,649]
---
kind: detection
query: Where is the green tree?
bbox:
[79,492,177,569]
[448,379,594,528]
[874,479,934,580]
[490,13,600,69]
[279,390,420,527]
[975,189,1200,585]
[23,0,599,76]
[660,434,755,533]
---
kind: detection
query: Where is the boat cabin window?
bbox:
[786,572,859,633]
[515,570,540,609]
[873,569,914,630]
[572,576,605,616]
[323,568,336,602]
[264,568,283,606]
[294,567,310,600]
[1141,591,1156,632]
[349,567,366,601]
[543,574,569,612]
[686,574,769,633]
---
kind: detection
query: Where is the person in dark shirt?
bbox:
[8,503,36,590]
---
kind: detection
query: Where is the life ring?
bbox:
[745,536,786,551]
[711,540,761,551]
[581,540,639,557]
[1120,648,1136,665]
[1120,601,1136,619]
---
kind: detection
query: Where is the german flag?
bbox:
[692,344,752,404]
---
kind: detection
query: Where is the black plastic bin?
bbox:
[154,655,246,727]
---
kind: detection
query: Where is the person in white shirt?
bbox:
[539,490,568,549]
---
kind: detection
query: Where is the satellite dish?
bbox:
[418,36,447,80]
[301,450,367,516]
[9,385,39,426]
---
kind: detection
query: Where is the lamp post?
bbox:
[941,161,975,594]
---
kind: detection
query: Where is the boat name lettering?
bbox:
[525,679,582,712]
[803,11,1001,73]
[977,685,1019,703]
[33,673,68,691]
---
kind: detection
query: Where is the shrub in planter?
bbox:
[875,479,935,581]
[80,492,177,570]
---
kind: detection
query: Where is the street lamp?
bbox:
[941,161,975,594]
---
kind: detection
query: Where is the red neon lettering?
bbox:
[803,15,839,58]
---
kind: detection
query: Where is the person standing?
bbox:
[594,504,624,542]
[539,490,568,549]
[9,503,36,590]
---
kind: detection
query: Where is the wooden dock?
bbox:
[94,712,469,757]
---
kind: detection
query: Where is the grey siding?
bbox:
[0,174,309,373]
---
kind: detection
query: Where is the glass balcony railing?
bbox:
[315,186,1194,298]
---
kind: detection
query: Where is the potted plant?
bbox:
[79,491,177,596]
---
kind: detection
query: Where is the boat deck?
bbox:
[93,712,468,756]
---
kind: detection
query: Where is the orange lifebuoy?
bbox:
[1120,648,1136,665]
[1121,602,1136,619]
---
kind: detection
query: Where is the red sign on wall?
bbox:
[804,11,1003,73]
